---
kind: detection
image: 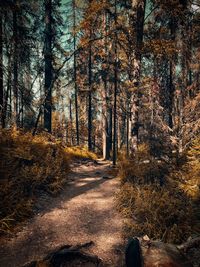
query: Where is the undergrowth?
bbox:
[116,142,200,244]
[0,129,96,235]
[64,146,97,160]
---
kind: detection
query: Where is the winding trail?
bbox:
[0,160,124,267]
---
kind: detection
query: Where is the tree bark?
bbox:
[88,89,92,151]
[13,2,18,127]
[88,1,92,151]
[113,0,118,166]
[102,10,110,160]
[2,47,11,128]
[126,99,131,156]
[73,0,79,145]
[0,13,3,127]
[130,0,146,150]
[69,97,74,145]
[44,0,53,133]
[102,79,110,159]
[168,17,176,129]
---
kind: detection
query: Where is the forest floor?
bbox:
[0,159,125,267]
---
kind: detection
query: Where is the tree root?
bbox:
[22,241,103,267]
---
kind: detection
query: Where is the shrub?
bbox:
[118,144,169,186]
[64,146,97,160]
[0,129,70,234]
[116,142,200,244]
[117,182,194,243]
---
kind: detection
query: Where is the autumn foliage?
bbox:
[116,142,200,244]
[0,129,96,234]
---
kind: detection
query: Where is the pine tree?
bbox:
[44,0,53,133]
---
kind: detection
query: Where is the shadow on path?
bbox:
[0,160,124,267]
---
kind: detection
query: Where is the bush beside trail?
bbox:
[0,129,96,235]
[116,142,200,244]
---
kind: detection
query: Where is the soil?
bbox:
[0,160,125,267]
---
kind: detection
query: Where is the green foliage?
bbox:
[116,142,200,244]
[0,129,71,234]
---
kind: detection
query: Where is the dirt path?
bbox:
[0,160,125,267]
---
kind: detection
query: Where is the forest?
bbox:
[0,0,200,266]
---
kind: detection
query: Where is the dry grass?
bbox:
[116,143,200,244]
[0,129,97,235]
[64,146,97,161]
[118,144,169,185]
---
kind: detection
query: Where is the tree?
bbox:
[129,0,146,150]
[13,0,19,127]
[44,0,53,133]
[1,0,200,164]
[0,10,3,127]
[73,0,80,145]
[102,8,111,160]
[113,0,118,165]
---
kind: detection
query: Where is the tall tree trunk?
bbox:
[88,2,92,151]
[0,13,3,128]
[130,0,146,150]
[178,3,190,153]
[113,68,117,165]
[113,0,118,166]
[126,92,131,156]
[69,97,74,145]
[44,0,53,133]
[102,10,110,160]
[168,17,176,129]
[168,62,174,129]
[73,0,79,145]
[102,78,110,159]
[187,10,193,98]
[108,104,112,153]
[88,89,92,151]
[2,48,11,128]
[13,3,18,127]
[9,57,12,121]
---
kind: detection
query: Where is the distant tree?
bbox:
[113,0,118,165]
[129,0,146,150]
[0,9,3,127]
[72,0,80,145]
[44,0,53,133]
